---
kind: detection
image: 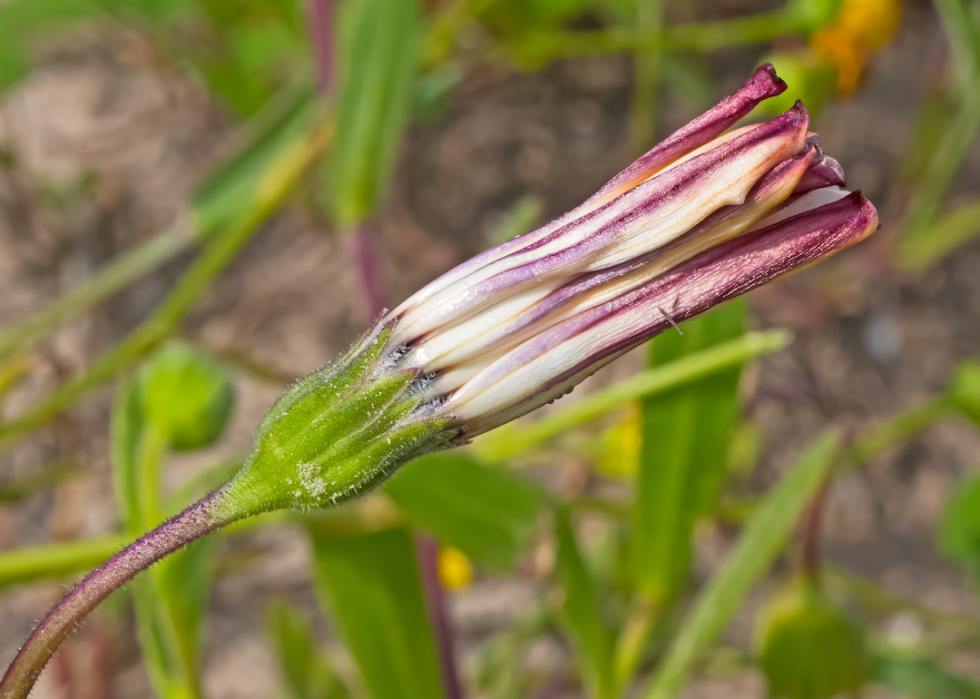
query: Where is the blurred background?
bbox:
[2,0,980,698]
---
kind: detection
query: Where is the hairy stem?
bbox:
[0,488,237,699]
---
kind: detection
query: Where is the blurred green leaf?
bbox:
[0,0,98,92]
[0,534,128,589]
[192,88,318,234]
[938,471,980,580]
[267,600,351,699]
[950,360,980,426]
[309,527,446,699]
[555,508,616,699]
[385,453,549,570]
[643,430,840,699]
[633,301,746,603]
[873,652,980,699]
[900,198,980,269]
[755,576,867,699]
[330,0,420,227]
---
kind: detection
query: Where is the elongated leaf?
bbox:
[0,534,128,589]
[555,508,615,699]
[330,0,420,226]
[385,453,549,570]
[634,300,745,602]
[643,430,840,699]
[873,652,980,699]
[267,600,351,699]
[309,527,446,699]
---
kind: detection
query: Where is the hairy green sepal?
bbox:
[216,325,454,520]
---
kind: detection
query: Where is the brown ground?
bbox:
[2,1,980,697]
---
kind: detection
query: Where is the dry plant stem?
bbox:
[416,534,464,699]
[306,0,335,95]
[0,488,235,699]
[795,477,831,579]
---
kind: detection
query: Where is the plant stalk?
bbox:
[0,488,236,699]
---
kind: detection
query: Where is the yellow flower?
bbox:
[811,0,902,94]
[438,546,475,590]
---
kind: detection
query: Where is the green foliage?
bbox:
[633,301,746,603]
[309,527,447,699]
[267,600,351,699]
[385,452,549,570]
[755,576,867,699]
[949,360,980,426]
[555,508,616,699]
[644,431,840,699]
[938,472,980,581]
[873,652,980,699]
[138,343,234,452]
[110,373,229,699]
[329,0,420,227]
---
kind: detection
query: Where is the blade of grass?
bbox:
[554,508,615,699]
[474,330,789,462]
[642,430,840,699]
[0,109,328,454]
[0,85,315,365]
[0,534,130,589]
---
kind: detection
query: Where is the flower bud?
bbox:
[138,343,234,451]
[755,577,867,699]
[217,65,878,520]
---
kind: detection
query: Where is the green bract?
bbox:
[138,343,234,451]
[216,324,455,520]
[755,576,867,699]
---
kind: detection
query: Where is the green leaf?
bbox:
[385,452,549,570]
[949,360,980,426]
[309,527,447,699]
[633,301,746,602]
[938,472,980,580]
[267,599,351,699]
[191,87,318,235]
[0,534,128,589]
[873,652,980,699]
[554,508,615,699]
[642,430,840,699]
[329,0,420,226]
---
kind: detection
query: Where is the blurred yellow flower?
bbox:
[437,545,475,590]
[811,0,902,93]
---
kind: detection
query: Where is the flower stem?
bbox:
[0,488,236,699]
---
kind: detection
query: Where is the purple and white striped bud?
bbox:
[369,64,877,438]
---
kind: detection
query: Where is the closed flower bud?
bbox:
[219,65,878,518]
[755,576,867,699]
[138,343,235,451]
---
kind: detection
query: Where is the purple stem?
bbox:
[416,534,465,699]
[0,489,233,699]
[349,226,387,321]
[305,0,335,96]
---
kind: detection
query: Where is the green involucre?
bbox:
[217,326,454,520]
